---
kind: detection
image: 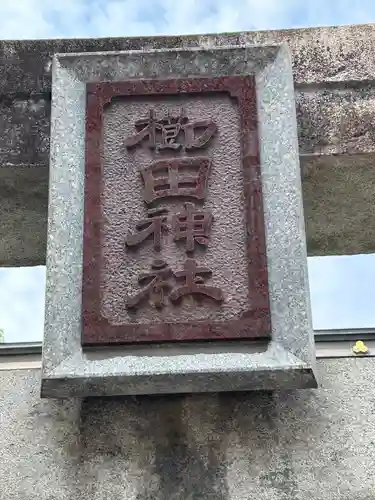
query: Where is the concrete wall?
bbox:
[1,360,375,500]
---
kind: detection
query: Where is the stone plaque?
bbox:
[83,77,271,345]
[42,45,317,398]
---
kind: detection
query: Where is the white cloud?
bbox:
[0,0,374,341]
[0,0,374,40]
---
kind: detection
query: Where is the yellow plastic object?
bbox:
[352,340,369,355]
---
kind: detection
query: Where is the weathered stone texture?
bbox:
[302,153,375,255]
[1,360,375,499]
[0,166,47,266]
[2,23,375,265]
[297,86,375,156]
[2,24,375,93]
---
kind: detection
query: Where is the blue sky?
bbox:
[1,0,375,342]
[0,0,375,39]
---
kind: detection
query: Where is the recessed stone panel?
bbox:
[82,77,270,345]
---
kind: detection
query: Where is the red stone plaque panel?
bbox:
[82,76,272,345]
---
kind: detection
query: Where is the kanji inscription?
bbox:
[125,203,213,253]
[172,202,213,253]
[169,258,224,304]
[126,258,224,311]
[126,259,172,310]
[125,208,168,252]
[82,76,272,345]
[125,108,222,310]
[124,108,217,151]
[140,155,212,205]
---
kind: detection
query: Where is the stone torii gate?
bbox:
[0,23,374,267]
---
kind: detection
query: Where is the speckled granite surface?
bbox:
[42,44,316,397]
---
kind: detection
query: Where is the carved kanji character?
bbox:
[158,109,189,151]
[124,108,187,151]
[183,118,217,150]
[126,259,172,310]
[169,258,224,303]
[124,109,161,149]
[172,202,213,253]
[124,108,217,151]
[125,208,168,251]
[141,156,212,205]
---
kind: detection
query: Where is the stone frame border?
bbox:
[41,45,317,397]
